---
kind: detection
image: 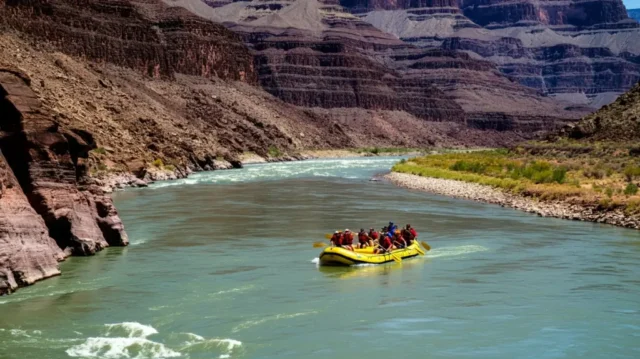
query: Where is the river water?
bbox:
[2,157,640,359]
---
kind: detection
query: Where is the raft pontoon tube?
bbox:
[319,241,421,266]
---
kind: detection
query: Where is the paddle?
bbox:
[388,250,402,263]
[420,241,431,251]
[313,242,328,248]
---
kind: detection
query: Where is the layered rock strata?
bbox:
[354,0,640,108]
[170,0,577,133]
[0,0,255,82]
[0,66,128,295]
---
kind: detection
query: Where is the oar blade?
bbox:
[324,233,333,239]
[421,241,431,251]
[313,242,328,248]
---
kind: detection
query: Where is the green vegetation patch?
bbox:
[393,148,640,208]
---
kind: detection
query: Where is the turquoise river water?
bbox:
[1,157,640,359]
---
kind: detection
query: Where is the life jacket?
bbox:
[343,232,354,245]
[331,234,342,246]
[358,232,368,243]
[381,236,393,249]
[410,228,418,239]
[368,231,379,240]
[394,235,406,247]
[401,229,412,241]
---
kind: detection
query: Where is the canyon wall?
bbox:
[0,0,255,82]
[355,0,640,108]
[170,0,579,134]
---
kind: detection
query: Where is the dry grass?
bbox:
[393,145,640,213]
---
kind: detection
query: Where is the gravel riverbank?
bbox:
[385,172,640,230]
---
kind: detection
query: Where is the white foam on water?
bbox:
[67,323,180,359]
[310,257,320,264]
[210,285,255,298]
[427,245,489,259]
[9,329,32,337]
[66,337,180,359]
[105,322,158,338]
[181,336,243,359]
[147,157,401,189]
[232,311,317,333]
[67,323,243,359]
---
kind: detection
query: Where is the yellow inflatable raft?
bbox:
[319,241,422,266]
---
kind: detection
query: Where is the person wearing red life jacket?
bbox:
[401,224,416,246]
[342,229,354,251]
[330,231,343,247]
[374,233,395,254]
[393,230,407,249]
[357,229,371,248]
[368,228,379,246]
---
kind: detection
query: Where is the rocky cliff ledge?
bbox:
[0,66,128,295]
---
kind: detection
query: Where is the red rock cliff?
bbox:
[0,66,128,295]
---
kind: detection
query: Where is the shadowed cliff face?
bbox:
[352,0,640,109]
[0,67,128,295]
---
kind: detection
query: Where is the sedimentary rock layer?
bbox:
[0,0,255,82]
[0,66,129,294]
[171,0,576,133]
[354,0,640,108]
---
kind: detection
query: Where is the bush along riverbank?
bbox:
[388,145,640,229]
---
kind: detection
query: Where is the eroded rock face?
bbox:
[0,67,128,293]
[0,150,63,295]
[0,0,255,82]
[353,0,640,108]
[168,0,577,133]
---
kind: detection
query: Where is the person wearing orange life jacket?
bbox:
[342,229,354,251]
[330,231,343,247]
[374,232,395,254]
[357,228,371,248]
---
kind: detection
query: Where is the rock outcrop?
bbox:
[354,0,640,109]
[0,150,63,295]
[0,66,128,295]
[556,80,640,141]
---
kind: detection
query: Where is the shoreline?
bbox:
[385,172,640,230]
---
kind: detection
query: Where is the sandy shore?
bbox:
[385,172,640,230]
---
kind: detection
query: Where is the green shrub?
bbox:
[152,159,164,168]
[624,183,638,196]
[399,158,407,164]
[371,147,380,155]
[92,147,107,155]
[624,166,640,182]
[268,146,282,158]
[449,160,486,174]
[552,167,567,184]
[605,187,614,198]
[164,164,176,172]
